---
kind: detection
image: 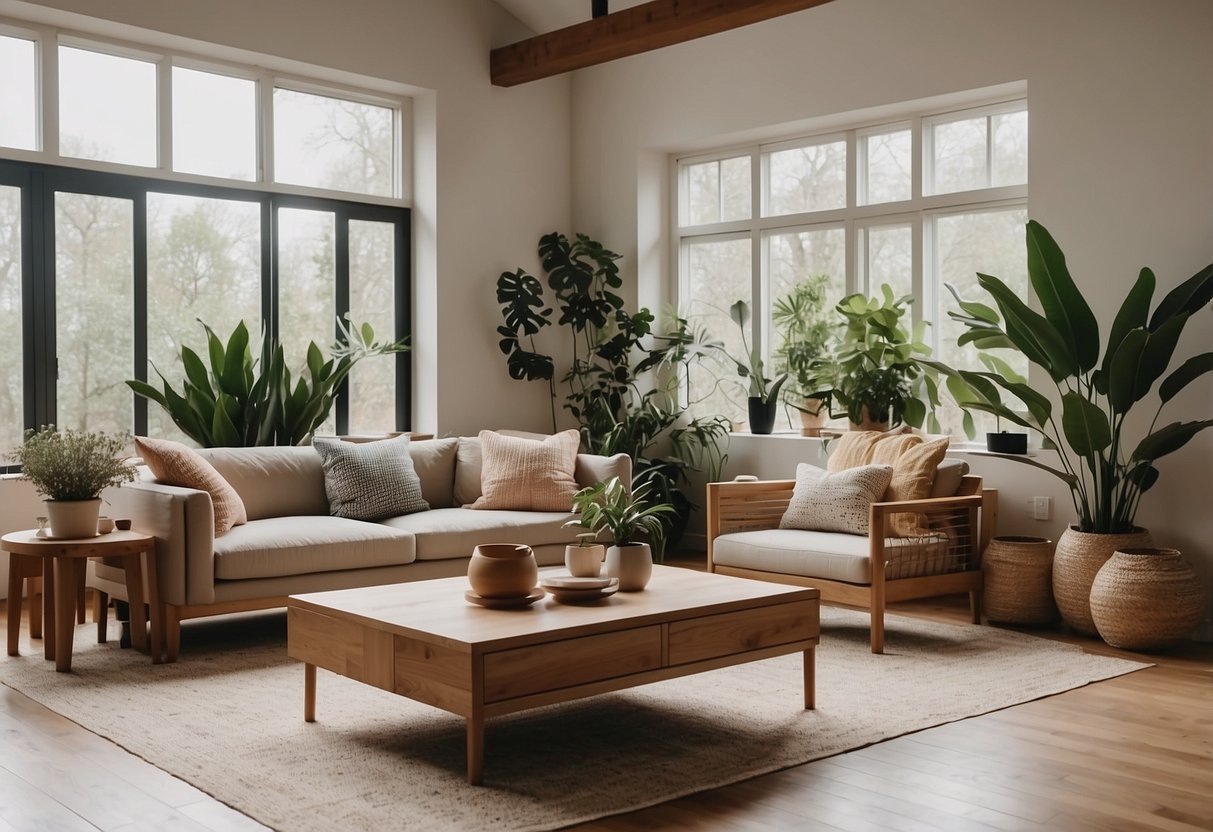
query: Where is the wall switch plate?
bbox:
[1032,496,1052,520]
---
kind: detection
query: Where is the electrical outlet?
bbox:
[1032,496,1052,520]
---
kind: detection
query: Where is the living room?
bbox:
[0,0,1210,830]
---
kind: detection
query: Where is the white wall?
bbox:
[568,0,1213,637]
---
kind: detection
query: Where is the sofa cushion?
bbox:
[453,436,483,506]
[779,463,893,535]
[409,437,458,508]
[713,529,952,584]
[470,429,581,511]
[380,507,577,561]
[137,437,247,536]
[871,436,950,536]
[929,458,970,498]
[199,446,329,521]
[313,434,429,521]
[212,516,415,580]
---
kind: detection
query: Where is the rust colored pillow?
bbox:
[135,436,248,536]
[468,429,580,511]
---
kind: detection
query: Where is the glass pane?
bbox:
[863,223,913,300]
[347,220,397,435]
[146,193,261,441]
[991,110,1028,187]
[933,208,1029,437]
[55,192,134,433]
[684,161,719,225]
[764,140,846,216]
[0,186,23,452]
[172,67,257,181]
[930,116,986,195]
[59,45,157,167]
[273,88,394,197]
[720,156,751,222]
[862,129,911,204]
[0,35,37,151]
[278,207,336,431]
[682,237,751,427]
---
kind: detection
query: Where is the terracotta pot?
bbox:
[44,498,102,539]
[1090,548,1205,650]
[798,397,829,437]
[982,536,1057,625]
[467,543,538,598]
[1052,526,1151,636]
[605,543,652,591]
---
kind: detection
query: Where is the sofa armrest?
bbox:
[103,479,216,606]
[705,479,796,571]
[574,452,632,489]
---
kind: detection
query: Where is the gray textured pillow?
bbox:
[779,463,894,535]
[312,435,429,521]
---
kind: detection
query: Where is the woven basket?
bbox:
[1052,526,1151,636]
[1090,548,1206,650]
[983,536,1057,625]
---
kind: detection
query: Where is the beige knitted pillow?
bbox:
[135,436,247,536]
[468,429,581,511]
[779,463,894,535]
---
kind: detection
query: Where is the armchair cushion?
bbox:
[872,436,950,536]
[779,463,893,535]
[712,528,952,584]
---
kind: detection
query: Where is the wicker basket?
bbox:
[1053,526,1151,636]
[1090,548,1206,650]
[983,536,1057,625]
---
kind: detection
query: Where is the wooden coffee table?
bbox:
[288,565,820,784]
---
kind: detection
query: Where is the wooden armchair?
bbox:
[707,475,997,653]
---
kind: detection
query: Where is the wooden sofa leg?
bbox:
[969,588,982,624]
[165,606,181,663]
[870,607,885,654]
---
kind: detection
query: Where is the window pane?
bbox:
[764,140,846,216]
[862,223,913,300]
[0,35,37,151]
[55,192,134,432]
[720,156,751,222]
[767,227,846,321]
[146,193,261,441]
[861,129,911,204]
[933,208,1029,436]
[0,186,22,452]
[278,207,336,431]
[347,220,397,434]
[991,110,1028,187]
[683,156,750,225]
[172,67,257,181]
[274,89,394,197]
[930,116,986,195]
[59,45,157,167]
[682,237,751,427]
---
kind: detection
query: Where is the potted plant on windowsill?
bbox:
[565,476,675,591]
[927,219,1213,636]
[9,426,136,539]
[713,300,788,434]
[773,275,835,435]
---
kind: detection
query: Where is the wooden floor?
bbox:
[0,566,1209,832]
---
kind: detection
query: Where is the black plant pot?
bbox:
[987,431,1028,454]
[748,397,778,435]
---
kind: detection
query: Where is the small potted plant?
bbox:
[9,426,136,538]
[773,275,835,435]
[564,531,605,578]
[566,477,675,590]
[713,300,788,434]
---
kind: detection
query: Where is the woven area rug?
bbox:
[2,606,1147,831]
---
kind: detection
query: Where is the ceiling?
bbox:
[495,0,651,34]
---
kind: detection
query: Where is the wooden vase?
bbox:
[1052,526,1151,636]
[1090,548,1205,650]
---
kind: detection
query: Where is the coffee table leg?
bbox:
[54,557,80,672]
[804,647,816,711]
[304,663,316,722]
[467,710,484,786]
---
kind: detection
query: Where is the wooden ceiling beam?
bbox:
[491,0,835,87]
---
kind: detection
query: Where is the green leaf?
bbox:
[1106,328,1148,411]
[1097,267,1154,393]
[1160,352,1213,403]
[1149,262,1213,330]
[180,347,212,394]
[218,322,250,398]
[945,283,1000,324]
[976,272,1076,380]
[210,394,242,447]
[1131,420,1213,462]
[1025,220,1101,371]
[1060,391,1111,457]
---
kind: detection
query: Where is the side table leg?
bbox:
[141,548,162,664]
[28,575,42,640]
[304,663,316,722]
[42,557,56,662]
[466,709,484,785]
[53,558,80,672]
[123,555,148,654]
[75,567,86,624]
[803,647,816,711]
[6,559,21,656]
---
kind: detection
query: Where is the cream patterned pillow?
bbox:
[469,429,580,511]
[779,463,894,535]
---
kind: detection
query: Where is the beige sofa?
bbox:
[92,436,629,661]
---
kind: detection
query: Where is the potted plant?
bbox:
[566,476,675,591]
[930,219,1213,635]
[713,300,788,434]
[828,286,940,431]
[9,426,136,539]
[772,275,835,435]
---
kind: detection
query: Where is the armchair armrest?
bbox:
[869,475,992,580]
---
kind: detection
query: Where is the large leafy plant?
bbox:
[931,220,1213,533]
[128,317,408,447]
[11,426,136,501]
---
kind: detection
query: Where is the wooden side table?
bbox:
[2,529,161,672]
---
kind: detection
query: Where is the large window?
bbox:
[0,24,411,454]
[677,98,1028,434]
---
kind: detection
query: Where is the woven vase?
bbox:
[983,536,1058,625]
[1052,526,1151,636]
[1090,548,1206,650]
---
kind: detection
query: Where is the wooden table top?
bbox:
[1,529,154,557]
[290,565,819,652]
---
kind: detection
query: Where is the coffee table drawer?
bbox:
[483,626,663,702]
[667,602,816,665]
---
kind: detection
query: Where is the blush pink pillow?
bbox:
[135,436,247,536]
[468,429,581,511]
